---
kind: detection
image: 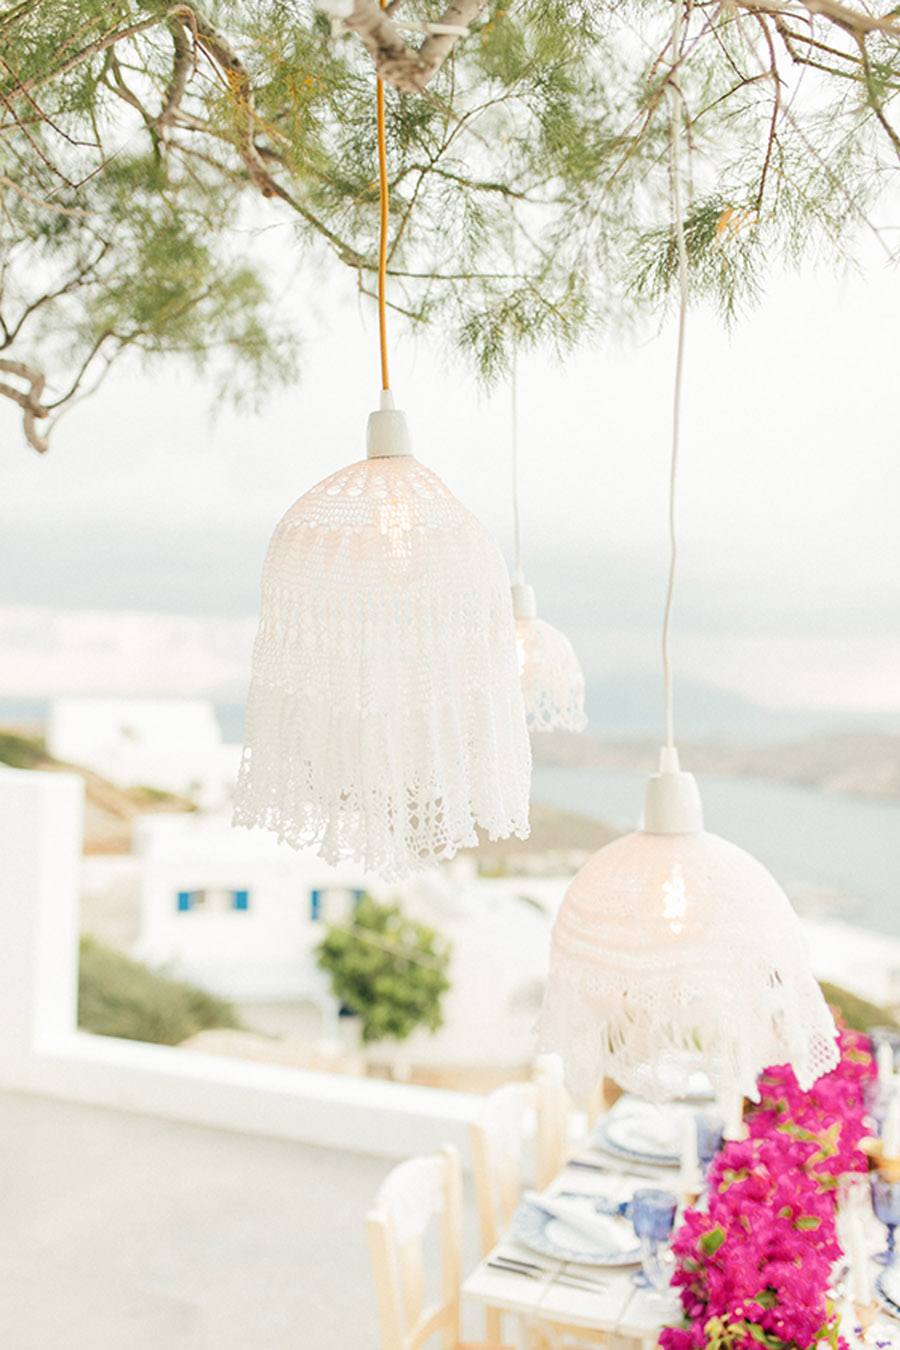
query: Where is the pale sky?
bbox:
[1,229,899,716]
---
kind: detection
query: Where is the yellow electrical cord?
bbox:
[376,3,390,393]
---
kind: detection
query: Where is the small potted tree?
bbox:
[315,896,451,1078]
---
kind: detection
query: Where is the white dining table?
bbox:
[462,1136,900,1348]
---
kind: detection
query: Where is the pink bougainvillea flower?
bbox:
[663,1021,875,1350]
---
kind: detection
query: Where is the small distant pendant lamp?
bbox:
[233,60,530,879]
[508,342,587,733]
[539,22,837,1111]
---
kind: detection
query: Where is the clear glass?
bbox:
[631,1187,678,1294]
[872,1176,900,1266]
[864,1079,893,1136]
[868,1027,900,1069]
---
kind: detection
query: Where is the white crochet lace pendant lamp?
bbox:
[233,64,530,878]
[539,39,836,1111]
[233,395,531,878]
[512,581,587,733]
[539,749,839,1107]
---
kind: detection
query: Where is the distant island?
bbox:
[533,730,900,801]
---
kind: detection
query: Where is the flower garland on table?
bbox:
[662,1022,876,1350]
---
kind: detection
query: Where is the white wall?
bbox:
[0,767,480,1159]
[0,767,82,1070]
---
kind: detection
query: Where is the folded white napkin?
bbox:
[524,1192,633,1252]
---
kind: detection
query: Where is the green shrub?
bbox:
[78,936,241,1046]
[316,896,451,1046]
[0,731,46,769]
[819,980,900,1034]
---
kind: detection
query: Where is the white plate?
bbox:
[880,1266,900,1309]
[595,1100,690,1166]
[510,1193,641,1267]
[876,1274,900,1323]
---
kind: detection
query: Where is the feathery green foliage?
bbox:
[1,0,898,449]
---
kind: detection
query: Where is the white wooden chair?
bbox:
[471,1071,570,1259]
[535,1062,570,1188]
[468,1072,570,1344]
[470,1074,619,1350]
[368,1145,512,1350]
[585,1078,613,1133]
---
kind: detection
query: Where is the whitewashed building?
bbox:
[135,812,374,1005]
[47,696,238,807]
[134,811,566,1069]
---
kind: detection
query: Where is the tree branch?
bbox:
[157,17,195,132]
[340,0,486,93]
[735,0,900,38]
[753,14,783,212]
[0,357,49,452]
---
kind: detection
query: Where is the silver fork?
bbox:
[489,1255,610,1293]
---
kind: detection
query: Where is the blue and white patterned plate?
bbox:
[874,1269,900,1323]
[593,1100,689,1167]
[509,1193,642,1267]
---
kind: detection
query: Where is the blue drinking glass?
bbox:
[871,1175,900,1266]
[696,1113,725,1178]
[631,1187,678,1291]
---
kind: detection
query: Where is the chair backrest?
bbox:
[471,1069,573,1255]
[368,1146,462,1350]
[534,1060,570,1188]
[470,1082,533,1254]
[584,1076,612,1131]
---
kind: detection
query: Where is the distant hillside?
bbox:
[534,728,900,800]
[583,672,900,743]
[5,686,900,749]
[471,800,618,875]
[0,728,195,852]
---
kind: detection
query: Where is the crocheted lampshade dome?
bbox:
[513,584,587,734]
[539,762,838,1105]
[234,437,531,879]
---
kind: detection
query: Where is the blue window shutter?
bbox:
[310,889,321,921]
[233,890,250,911]
[352,889,365,910]
[177,891,192,912]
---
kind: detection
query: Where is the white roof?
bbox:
[48,697,222,754]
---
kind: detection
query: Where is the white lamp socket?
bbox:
[512,582,537,620]
[643,746,704,835]
[367,390,411,459]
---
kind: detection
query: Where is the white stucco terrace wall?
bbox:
[0,766,478,1160]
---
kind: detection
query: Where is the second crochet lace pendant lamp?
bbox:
[513,581,587,733]
[508,347,587,734]
[539,749,839,1106]
[233,69,530,879]
[539,32,837,1109]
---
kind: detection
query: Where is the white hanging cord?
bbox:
[662,0,690,753]
[510,341,524,585]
